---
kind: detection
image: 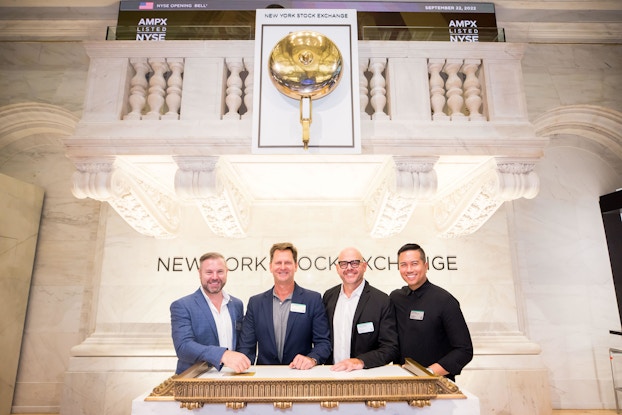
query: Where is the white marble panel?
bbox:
[62,357,177,415]
[94,196,519,338]
[521,44,622,118]
[0,173,44,415]
[0,43,89,110]
[511,143,622,409]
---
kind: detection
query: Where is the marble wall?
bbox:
[0,40,621,414]
[0,174,44,415]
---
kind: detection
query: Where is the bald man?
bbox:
[322,247,398,371]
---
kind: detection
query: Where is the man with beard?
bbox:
[170,252,251,374]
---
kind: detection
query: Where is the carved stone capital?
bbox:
[71,157,181,239]
[434,158,540,238]
[174,156,221,200]
[393,156,438,198]
[365,157,438,238]
[493,158,540,201]
[173,157,250,238]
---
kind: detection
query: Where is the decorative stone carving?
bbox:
[462,59,485,121]
[143,58,170,120]
[71,158,181,239]
[174,157,250,238]
[242,57,254,120]
[163,58,184,120]
[444,59,465,120]
[434,158,539,238]
[368,58,389,120]
[64,41,549,241]
[428,59,447,121]
[359,58,370,120]
[223,58,244,120]
[124,58,150,120]
[365,156,438,238]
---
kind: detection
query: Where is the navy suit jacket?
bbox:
[238,283,331,365]
[323,281,399,368]
[170,288,244,374]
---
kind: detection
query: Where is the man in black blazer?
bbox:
[322,247,398,371]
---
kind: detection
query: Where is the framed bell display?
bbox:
[252,9,361,154]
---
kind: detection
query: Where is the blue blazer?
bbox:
[238,283,331,365]
[170,288,244,374]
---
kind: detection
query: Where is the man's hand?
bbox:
[330,358,364,372]
[427,362,448,376]
[221,350,251,373]
[289,354,317,370]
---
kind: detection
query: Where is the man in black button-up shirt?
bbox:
[389,243,473,381]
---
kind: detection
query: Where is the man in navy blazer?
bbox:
[238,242,331,369]
[170,252,251,374]
[323,247,399,371]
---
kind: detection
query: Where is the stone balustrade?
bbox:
[71,40,542,157]
[67,40,546,240]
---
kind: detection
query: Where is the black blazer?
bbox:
[323,281,398,368]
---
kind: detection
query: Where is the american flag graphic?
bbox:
[139,2,154,10]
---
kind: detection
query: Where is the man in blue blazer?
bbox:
[239,242,331,369]
[323,247,398,371]
[170,252,251,374]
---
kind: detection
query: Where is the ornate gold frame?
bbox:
[146,359,465,410]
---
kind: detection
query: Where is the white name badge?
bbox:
[290,303,307,313]
[410,310,424,320]
[357,322,374,334]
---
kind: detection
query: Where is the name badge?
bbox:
[357,322,374,334]
[410,310,424,320]
[290,303,306,313]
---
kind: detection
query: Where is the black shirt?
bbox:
[389,279,473,380]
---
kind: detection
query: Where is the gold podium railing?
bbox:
[147,359,465,410]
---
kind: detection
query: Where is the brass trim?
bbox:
[148,360,466,410]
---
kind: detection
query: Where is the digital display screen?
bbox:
[115,0,498,41]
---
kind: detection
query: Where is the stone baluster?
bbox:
[163,58,184,120]
[359,58,370,120]
[242,58,253,120]
[428,59,447,121]
[224,58,244,120]
[444,60,465,120]
[462,59,485,121]
[368,58,389,120]
[124,58,150,120]
[144,58,169,120]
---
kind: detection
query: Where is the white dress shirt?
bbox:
[332,280,365,363]
[202,289,233,351]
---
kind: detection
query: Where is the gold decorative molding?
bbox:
[146,375,177,401]
[152,360,465,410]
